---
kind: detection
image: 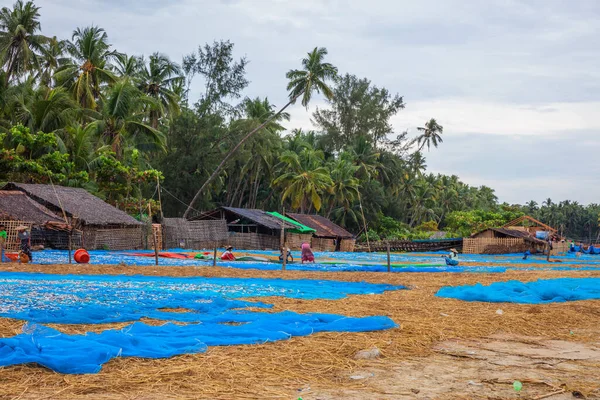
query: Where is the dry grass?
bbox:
[0,263,599,399]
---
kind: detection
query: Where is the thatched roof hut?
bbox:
[464,227,545,254]
[1,183,143,250]
[287,213,355,252]
[0,191,64,225]
[193,207,312,250]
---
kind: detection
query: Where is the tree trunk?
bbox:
[183,93,302,219]
[237,179,249,208]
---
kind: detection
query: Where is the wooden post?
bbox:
[358,192,371,252]
[148,203,159,266]
[281,207,286,271]
[156,176,164,221]
[213,246,217,266]
[386,241,391,272]
[68,230,72,264]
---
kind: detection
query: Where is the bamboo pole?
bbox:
[156,176,164,221]
[358,192,370,252]
[68,231,72,264]
[148,203,159,266]
[213,246,217,266]
[386,241,391,272]
[281,207,286,271]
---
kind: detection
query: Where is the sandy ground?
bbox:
[0,262,599,399]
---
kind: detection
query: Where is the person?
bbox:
[448,248,459,260]
[16,226,32,263]
[0,224,7,263]
[279,247,293,263]
[220,245,235,261]
[301,242,315,263]
[523,249,531,260]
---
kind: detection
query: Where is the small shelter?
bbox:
[2,183,143,250]
[464,227,545,254]
[192,207,311,250]
[502,215,559,240]
[0,191,76,250]
[287,213,355,252]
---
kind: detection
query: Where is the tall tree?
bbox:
[138,52,182,128]
[0,0,47,83]
[183,46,338,218]
[54,26,119,109]
[313,73,405,149]
[416,118,444,152]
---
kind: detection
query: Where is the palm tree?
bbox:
[0,0,47,83]
[112,53,142,80]
[326,158,360,218]
[90,80,164,159]
[54,26,119,109]
[138,53,182,128]
[273,149,333,212]
[38,36,67,87]
[183,46,338,218]
[416,118,443,152]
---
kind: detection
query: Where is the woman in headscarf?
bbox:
[301,242,315,263]
[16,226,32,263]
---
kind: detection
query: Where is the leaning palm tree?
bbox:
[54,26,119,109]
[138,53,182,128]
[0,0,47,83]
[38,36,67,87]
[416,118,444,152]
[183,46,338,218]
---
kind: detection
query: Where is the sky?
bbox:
[32,0,600,205]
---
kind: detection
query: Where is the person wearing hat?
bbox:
[220,245,236,261]
[279,246,293,263]
[448,248,458,260]
[16,226,32,263]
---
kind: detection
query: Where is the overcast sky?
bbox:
[33,0,600,205]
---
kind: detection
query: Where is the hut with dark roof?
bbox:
[192,207,314,250]
[0,191,77,250]
[464,227,546,254]
[2,183,143,250]
[287,213,355,252]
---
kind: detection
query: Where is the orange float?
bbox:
[74,248,90,263]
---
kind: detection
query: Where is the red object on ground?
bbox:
[74,249,90,263]
[5,252,18,261]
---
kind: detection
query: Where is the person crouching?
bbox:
[301,242,315,263]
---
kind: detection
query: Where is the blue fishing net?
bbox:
[436,277,600,304]
[0,272,400,373]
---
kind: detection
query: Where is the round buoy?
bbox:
[74,248,90,264]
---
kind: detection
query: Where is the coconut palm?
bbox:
[38,36,67,87]
[112,53,142,80]
[416,118,444,152]
[183,46,338,218]
[0,0,47,83]
[89,80,164,159]
[326,158,360,218]
[54,26,119,109]
[138,53,182,128]
[273,148,333,212]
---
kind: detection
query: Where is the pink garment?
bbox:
[301,243,314,263]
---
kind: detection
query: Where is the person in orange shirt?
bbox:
[221,246,236,261]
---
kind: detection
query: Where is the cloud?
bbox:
[30,0,600,204]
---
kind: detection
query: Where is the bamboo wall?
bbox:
[0,220,32,251]
[339,238,356,252]
[84,227,144,250]
[162,219,227,250]
[286,233,313,250]
[463,238,530,254]
[227,232,280,250]
[0,220,82,251]
[311,237,335,252]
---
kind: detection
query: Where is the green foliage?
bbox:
[444,209,524,238]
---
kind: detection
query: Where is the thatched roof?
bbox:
[194,207,299,231]
[0,191,64,225]
[2,183,142,227]
[287,213,354,239]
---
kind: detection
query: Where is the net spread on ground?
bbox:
[0,272,401,374]
[436,277,600,304]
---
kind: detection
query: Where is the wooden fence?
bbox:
[356,238,462,253]
[463,238,529,254]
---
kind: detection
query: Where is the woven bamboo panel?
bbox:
[0,220,32,251]
[339,238,356,252]
[286,233,313,250]
[162,219,227,250]
[85,227,144,250]
[311,237,336,252]
[227,232,280,250]
[463,238,529,254]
